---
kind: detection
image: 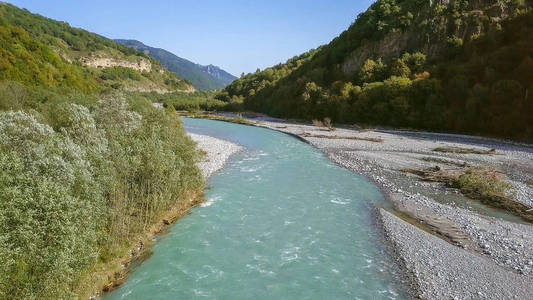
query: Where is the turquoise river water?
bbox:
[106,118,407,299]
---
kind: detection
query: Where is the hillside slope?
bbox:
[222,0,533,141]
[115,39,237,90]
[0,3,203,299]
[0,3,193,95]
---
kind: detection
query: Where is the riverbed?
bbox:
[249,116,533,299]
[105,118,407,299]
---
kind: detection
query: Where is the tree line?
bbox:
[218,0,533,141]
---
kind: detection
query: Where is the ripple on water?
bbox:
[105,118,407,300]
[330,197,351,205]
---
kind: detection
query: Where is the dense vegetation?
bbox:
[0,3,204,298]
[222,0,533,141]
[115,39,237,91]
[128,90,229,111]
[0,3,193,94]
[218,49,320,107]
[0,93,203,298]
[0,22,99,93]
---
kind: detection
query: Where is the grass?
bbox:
[403,166,533,222]
[452,168,511,201]
[450,169,533,223]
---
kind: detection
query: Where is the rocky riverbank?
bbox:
[233,115,533,299]
[378,208,532,299]
[188,133,243,178]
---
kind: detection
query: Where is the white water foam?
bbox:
[201,195,223,207]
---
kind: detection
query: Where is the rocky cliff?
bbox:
[341,0,531,74]
[80,55,152,72]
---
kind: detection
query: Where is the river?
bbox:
[105,118,406,299]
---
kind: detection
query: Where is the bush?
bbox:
[0,111,105,299]
[454,168,512,201]
[0,96,203,298]
[95,97,202,247]
[99,67,142,81]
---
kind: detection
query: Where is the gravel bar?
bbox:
[188,133,243,178]
[378,208,533,299]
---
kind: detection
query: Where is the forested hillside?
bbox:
[216,49,321,107]
[0,3,193,94]
[222,0,533,141]
[115,39,237,90]
[0,3,203,298]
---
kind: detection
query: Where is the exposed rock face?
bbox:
[123,83,195,94]
[342,31,411,75]
[80,55,152,72]
[341,0,529,75]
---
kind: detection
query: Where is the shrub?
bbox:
[0,111,104,299]
[0,96,204,298]
[94,96,202,250]
[358,59,387,83]
[389,58,411,78]
[453,168,512,201]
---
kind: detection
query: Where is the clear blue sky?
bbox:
[7,0,374,76]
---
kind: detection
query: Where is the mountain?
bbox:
[220,0,533,142]
[115,39,237,91]
[0,3,194,96]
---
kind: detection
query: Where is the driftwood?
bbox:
[300,132,383,143]
[433,146,498,155]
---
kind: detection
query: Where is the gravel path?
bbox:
[188,133,243,178]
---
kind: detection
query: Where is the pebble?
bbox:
[188,133,243,178]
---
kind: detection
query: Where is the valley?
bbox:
[0,0,532,299]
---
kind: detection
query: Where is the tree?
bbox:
[514,56,533,87]
[358,59,387,83]
[402,52,426,74]
[389,58,411,78]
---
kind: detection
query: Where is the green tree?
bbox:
[389,59,411,78]
[402,52,426,74]
[358,59,387,83]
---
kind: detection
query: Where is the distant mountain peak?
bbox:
[115,39,237,91]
